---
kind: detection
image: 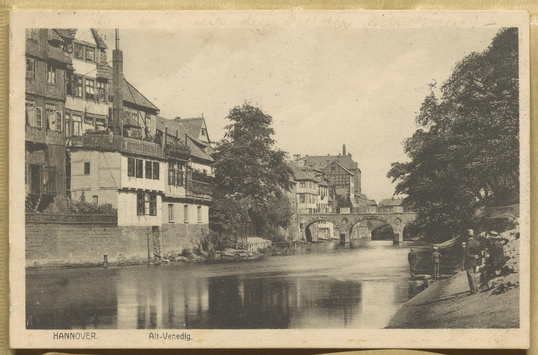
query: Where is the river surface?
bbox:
[26,240,424,329]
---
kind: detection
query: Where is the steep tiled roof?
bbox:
[91,29,107,49]
[97,64,159,113]
[323,160,354,176]
[287,161,321,182]
[156,116,213,163]
[175,117,209,142]
[300,154,360,173]
[54,29,77,41]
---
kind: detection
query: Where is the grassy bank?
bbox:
[388,234,520,329]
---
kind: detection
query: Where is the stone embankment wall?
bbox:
[26,223,208,267]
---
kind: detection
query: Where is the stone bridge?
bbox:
[298,212,417,244]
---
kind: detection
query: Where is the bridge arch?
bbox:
[299,212,417,245]
[302,219,336,243]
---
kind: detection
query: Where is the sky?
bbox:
[99,26,500,202]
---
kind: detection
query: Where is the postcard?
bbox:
[9,10,530,349]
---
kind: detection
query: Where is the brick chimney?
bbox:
[112,29,123,136]
[343,144,346,156]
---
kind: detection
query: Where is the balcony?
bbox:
[70,134,163,159]
[25,126,64,146]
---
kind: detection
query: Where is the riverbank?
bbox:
[388,234,520,328]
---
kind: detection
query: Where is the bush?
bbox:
[165,143,191,160]
[68,201,117,215]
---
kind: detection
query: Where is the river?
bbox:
[26,240,425,329]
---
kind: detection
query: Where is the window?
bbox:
[65,113,71,137]
[25,100,35,126]
[201,128,206,136]
[47,65,56,84]
[107,83,113,102]
[85,78,95,100]
[84,162,90,175]
[184,205,189,223]
[95,118,105,130]
[64,42,73,53]
[197,206,202,223]
[74,76,83,97]
[149,193,157,216]
[135,159,143,178]
[86,47,95,62]
[45,103,55,130]
[26,58,35,79]
[300,194,305,203]
[92,195,98,204]
[97,81,106,102]
[84,116,93,126]
[137,192,145,216]
[72,115,82,136]
[55,112,62,131]
[30,103,39,127]
[152,162,160,180]
[145,113,151,133]
[74,43,83,59]
[168,204,174,221]
[127,157,135,177]
[145,160,152,179]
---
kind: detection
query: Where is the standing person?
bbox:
[464,229,481,294]
[431,247,443,280]
[408,248,417,277]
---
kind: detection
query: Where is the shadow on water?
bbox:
[27,240,428,329]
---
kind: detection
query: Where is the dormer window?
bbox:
[86,47,95,62]
[74,43,83,59]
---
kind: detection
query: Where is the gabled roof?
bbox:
[367,199,377,206]
[323,160,354,176]
[300,154,360,173]
[156,116,213,163]
[287,161,320,182]
[175,117,210,142]
[90,29,107,49]
[53,29,77,41]
[97,64,159,113]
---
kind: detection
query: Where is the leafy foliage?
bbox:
[68,201,117,215]
[211,103,293,240]
[388,28,519,241]
[164,143,191,160]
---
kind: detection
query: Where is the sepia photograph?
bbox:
[9,10,530,348]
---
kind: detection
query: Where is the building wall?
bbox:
[117,190,162,226]
[161,223,209,253]
[120,155,166,191]
[70,150,121,204]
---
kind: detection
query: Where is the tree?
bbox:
[388,28,519,241]
[211,103,293,242]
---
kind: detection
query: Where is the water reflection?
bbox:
[27,241,420,329]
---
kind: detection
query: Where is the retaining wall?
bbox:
[25,223,208,267]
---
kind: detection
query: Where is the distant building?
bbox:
[287,161,333,241]
[366,199,378,214]
[378,198,404,213]
[296,144,369,211]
